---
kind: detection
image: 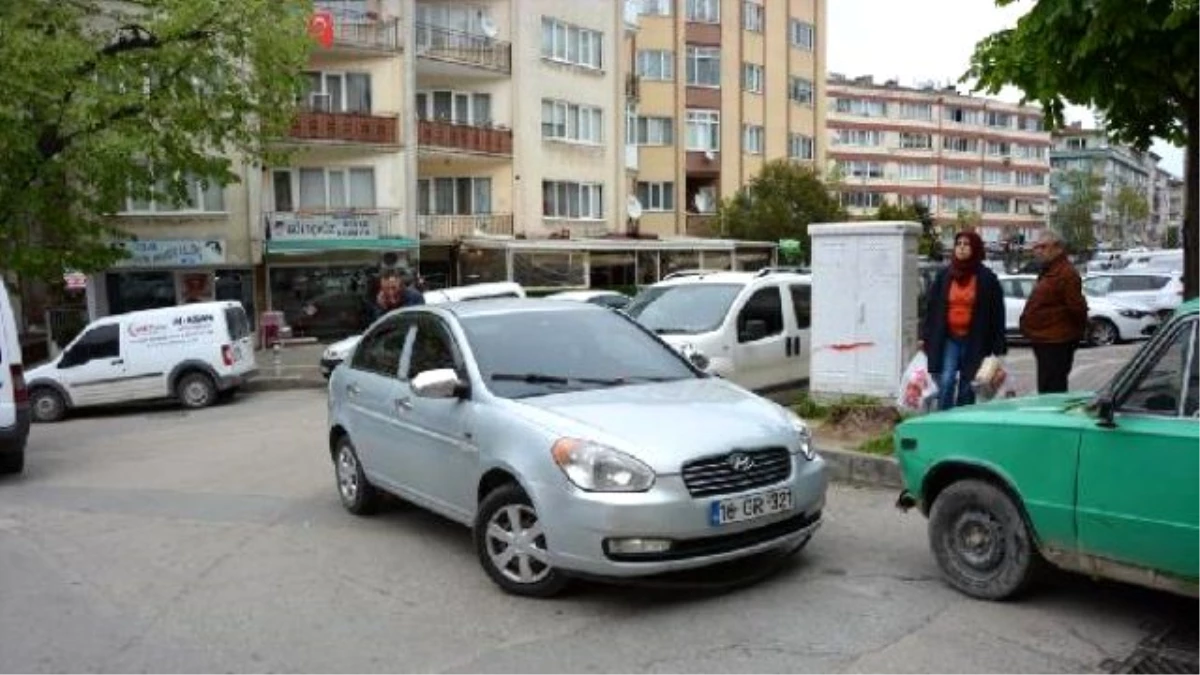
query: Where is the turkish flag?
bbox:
[309,11,334,49]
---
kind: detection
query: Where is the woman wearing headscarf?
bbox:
[919,230,1007,410]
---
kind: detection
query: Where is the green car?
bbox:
[895,298,1199,600]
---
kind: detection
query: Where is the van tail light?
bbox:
[10,364,28,404]
[221,344,234,367]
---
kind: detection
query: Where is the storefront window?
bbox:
[269,266,378,340]
[106,272,176,315]
[512,251,586,288]
[701,251,731,271]
[636,250,659,286]
[459,247,508,284]
[660,251,699,277]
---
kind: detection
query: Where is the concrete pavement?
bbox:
[1,389,1192,673]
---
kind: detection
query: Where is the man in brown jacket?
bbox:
[1020,229,1089,393]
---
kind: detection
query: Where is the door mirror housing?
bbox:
[1095,395,1117,428]
[412,368,468,399]
[740,319,769,342]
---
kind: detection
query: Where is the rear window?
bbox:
[224,306,251,341]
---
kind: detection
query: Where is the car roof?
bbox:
[654,270,810,286]
[437,297,602,319]
[544,290,620,300]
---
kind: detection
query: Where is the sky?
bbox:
[826,0,1186,178]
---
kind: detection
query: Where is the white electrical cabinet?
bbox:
[808,221,921,400]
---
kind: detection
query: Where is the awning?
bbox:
[265,237,420,254]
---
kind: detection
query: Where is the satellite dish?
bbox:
[694,191,713,214]
[627,195,643,220]
[480,16,498,38]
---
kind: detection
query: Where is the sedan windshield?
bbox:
[624,283,742,335]
[460,308,698,399]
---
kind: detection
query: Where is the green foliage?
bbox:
[875,201,943,259]
[1052,169,1104,254]
[791,394,830,420]
[717,160,846,262]
[1108,184,1152,245]
[964,0,1199,297]
[856,433,895,456]
[0,0,314,281]
[1166,226,1181,248]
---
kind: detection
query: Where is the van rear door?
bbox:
[223,305,255,371]
[0,284,22,429]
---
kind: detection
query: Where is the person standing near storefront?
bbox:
[363,269,424,327]
[1020,229,1088,393]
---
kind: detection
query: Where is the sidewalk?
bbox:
[245,342,329,391]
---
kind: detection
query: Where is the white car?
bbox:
[0,280,29,474]
[999,274,1159,347]
[624,269,812,392]
[542,290,631,310]
[320,282,526,378]
[1084,271,1184,322]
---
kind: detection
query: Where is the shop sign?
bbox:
[112,239,227,267]
[267,212,380,240]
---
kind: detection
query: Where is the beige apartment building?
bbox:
[628,0,828,239]
[827,74,1052,245]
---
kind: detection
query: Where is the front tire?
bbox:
[30,387,67,423]
[928,479,1042,600]
[334,436,379,515]
[474,484,569,598]
[1087,318,1119,347]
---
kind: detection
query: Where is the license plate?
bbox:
[709,488,793,526]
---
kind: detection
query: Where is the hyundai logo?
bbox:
[728,453,755,472]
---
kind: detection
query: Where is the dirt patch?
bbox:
[811,403,901,454]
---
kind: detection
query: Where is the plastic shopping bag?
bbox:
[972,356,1018,402]
[897,352,939,413]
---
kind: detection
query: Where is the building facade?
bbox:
[826,74,1052,244]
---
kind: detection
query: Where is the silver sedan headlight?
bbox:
[786,411,817,461]
[551,438,656,492]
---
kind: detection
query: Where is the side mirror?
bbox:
[1095,395,1117,428]
[412,368,467,399]
[688,351,710,371]
[740,319,769,342]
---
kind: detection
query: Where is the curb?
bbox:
[243,377,327,393]
[816,446,903,490]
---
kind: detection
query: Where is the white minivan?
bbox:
[25,301,257,422]
[625,269,812,392]
[0,280,30,474]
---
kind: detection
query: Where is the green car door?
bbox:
[1075,314,1200,581]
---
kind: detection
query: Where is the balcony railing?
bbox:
[415,23,512,73]
[289,110,400,146]
[324,16,402,51]
[264,209,401,240]
[418,119,512,156]
[625,73,640,100]
[418,214,514,239]
[686,214,720,237]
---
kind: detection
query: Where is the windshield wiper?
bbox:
[652,327,694,335]
[491,373,675,388]
[491,373,571,385]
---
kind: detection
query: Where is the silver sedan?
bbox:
[327,299,827,597]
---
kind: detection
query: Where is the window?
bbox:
[789,133,814,160]
[636,50,674,80]
[63,324,120,367]
[1018,144,1046,159]
[686,0,719,23]
[541,99,604,144]
[737,287,784,342]
[1013,199,1044,215]
[302,71,372,113]
[273,167,376,210]
[835,98,887,117]
[415,90,492,126]
[686,46,720,87]
[1023,116,1044,131]
[351,317,410,377]
[742,1,764,31]
[943,136,978,153]
[942,167,977,183]
[789,19,814,50]
[636,181,675,211]
[901,194,936,210]
[416,177,491,215]
[541,17,603,70]
[943,196,977,213]
[743,124,764,154]
[638,0,672,15]
[984,169,1012,185]
[835,129,882,146]
[126,172,226,214]
[839,160,882,178]
[543,181,605,219]
[635,116,674,145]
[224,306,251,342]
[789,77,814,105]
[899,132,933,150]
[947,107,981,125]
[982,197,1010,213]
[987,140,1012,157]
[416,3,494,36]
[985,111,1011,128]
[898,103,933,120]
[1016,171,1045,186]
[789,284,811,329]
[686,109,720,151]
[842,192,883,209]
[898,163,934,181]
[408,317,462,379]
[1120,319,1199,417]
[742,63,764,93]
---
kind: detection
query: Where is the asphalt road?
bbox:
[2,375,1193,673]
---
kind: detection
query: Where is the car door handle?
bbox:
[395,397,413,412]
[346,384,360,397]
[110,359,124,366]
[785,337,794,357]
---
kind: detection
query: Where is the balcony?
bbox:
[686,214,721,237]
[288,110,400,147]
[418,214,514,240]
[418,119,512,157]
[415,23,512,74]
[264,209,401,241]
[316,14,402,52]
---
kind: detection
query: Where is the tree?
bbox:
[873,201,943,259]
[965,0,1199,298]
[1165,226,1181,248]
[0,0,313,281]
[717,160,845,262]
[954,209,982,232]
[1052,169,1104,254]
[1108,184,1151,245]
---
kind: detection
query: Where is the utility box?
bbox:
[808,221,921,401]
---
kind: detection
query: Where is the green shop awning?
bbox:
[265,237,420,255]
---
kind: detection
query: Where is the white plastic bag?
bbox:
[972,356,1018,402]
[897,352,939,413]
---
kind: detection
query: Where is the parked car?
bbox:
[1084,271,1184,322]
[0,280,29,474]
[319,282,526,378]
[998,274,1158,346]
[25,302,257,422]
[327,299,827,597]
[894,299,1199,600]
[624,269,812,392]
[542,289,631,310]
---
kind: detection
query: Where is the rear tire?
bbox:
[176,372,217,409]
[30,387,67,423]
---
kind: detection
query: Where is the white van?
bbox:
[624,269,812,392]
[25,301,257,422]
[0,280,29,474]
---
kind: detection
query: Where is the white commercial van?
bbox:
[0,280,30,474]
[25,301,257,422]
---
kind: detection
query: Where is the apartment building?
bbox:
[826,74,1052,244]
[627,0,828,241]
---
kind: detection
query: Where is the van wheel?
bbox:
[177,372,217,409]
[30,388,66,423]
